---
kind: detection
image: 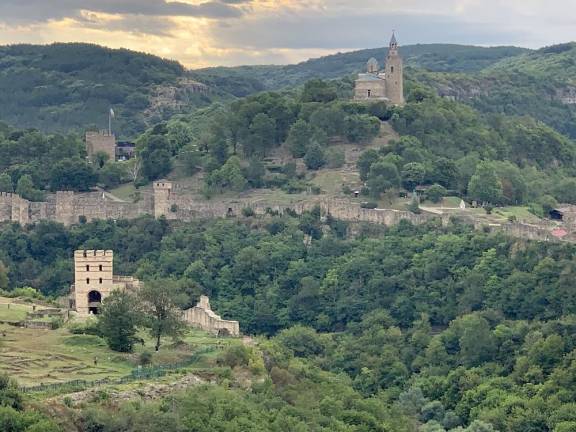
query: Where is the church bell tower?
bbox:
[385,32,405,105]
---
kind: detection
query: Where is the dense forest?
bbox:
[3,215,576,431]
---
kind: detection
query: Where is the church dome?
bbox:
[367,57,379,73]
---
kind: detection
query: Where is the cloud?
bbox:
[0,0,246,24]
[208,12,524,50]
[0,0,575,67]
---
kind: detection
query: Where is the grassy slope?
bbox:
[0,294,240,387]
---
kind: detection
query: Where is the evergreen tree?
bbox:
[0,173,13,193]
[304,143,326,170]
[287,119,312,158]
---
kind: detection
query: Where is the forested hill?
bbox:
[190,44,529,92]
[0,43,207,137]
[417,43,576,138]
[0,42,528,136]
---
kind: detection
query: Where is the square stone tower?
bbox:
[86,131,116,161]
[73,250,114,315]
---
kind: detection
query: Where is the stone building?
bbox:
[70,250,140,315]
[85,131,136,162]
[85,131,117,161]
[183,295,240,336]
[354,32,405,105]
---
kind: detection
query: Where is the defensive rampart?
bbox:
[0,183,572,245]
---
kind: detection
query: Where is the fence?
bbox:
[19,346,217,394]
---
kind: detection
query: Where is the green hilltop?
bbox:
[0,42,529,136]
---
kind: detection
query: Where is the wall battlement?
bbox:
[74,250,113,258]
[0,183,572,246]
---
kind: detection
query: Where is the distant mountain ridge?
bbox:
[0,41,542,136]
[190,44,530,93]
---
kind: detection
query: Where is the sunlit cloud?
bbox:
[0,0,574,68]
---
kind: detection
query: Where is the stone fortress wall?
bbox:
[0,182,571,245]
[182,295,240,336]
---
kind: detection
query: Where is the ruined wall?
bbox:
[182,296,240,336]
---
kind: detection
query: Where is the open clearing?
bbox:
[0,319,238,387]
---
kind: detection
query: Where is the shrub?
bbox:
[360,202,378,209]
[218,345,251,368]
[325,148,346,168]
[426,184,447,203]
[242,207,255,217]
[140,351,153,366]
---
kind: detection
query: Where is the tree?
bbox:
[467,162,503,205]
[344,114,380,143]
[301,79,337,103]
[426,184,448,203]
[98,290,141,353]
[0,261,8,291]
[98,162,128,189]
[15,175,43,201]
[287,120,312,158]
[401,163,426,191]
[304,144,326,170]
[0,173,13,193]
[244,158,266,188]
[367,161,401,198]
[49,158,98,192]
[140,279,186,351]
[246,113,276,157]
[207,156,247,192]
[357,150,380,181]
[138,134,173,181]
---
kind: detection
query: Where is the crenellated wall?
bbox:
[0,183,573,245]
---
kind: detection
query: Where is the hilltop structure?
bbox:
[70,250,140,316]
[85,131,136,162]
[354,32,405,105]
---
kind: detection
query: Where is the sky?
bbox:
[0,0,574,69]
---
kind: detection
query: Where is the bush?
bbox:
[242,207,255,217]
[140,351,153,366]
[218,345,251,368]
[325,148,346,168]
[426,184,447,203]
[360,202,378,209]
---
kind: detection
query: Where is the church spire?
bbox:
[389,31,398,50]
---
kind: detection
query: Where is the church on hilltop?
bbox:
[354,32,405,105]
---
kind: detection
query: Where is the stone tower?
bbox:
[385,32,404,105]
[73,250,114,315]
[153,180,173,219]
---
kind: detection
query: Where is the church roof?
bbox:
[357,73,385,81]
[390,32,397,46]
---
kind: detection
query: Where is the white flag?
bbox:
[110,108,115,118]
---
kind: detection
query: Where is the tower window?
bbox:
[367,89,371,97]
[86,278,90,284]
[391,66,394,73]
[99,278,103,284]
[99,265,103,271]
[83,251,87,257]
[86,265,90,271]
